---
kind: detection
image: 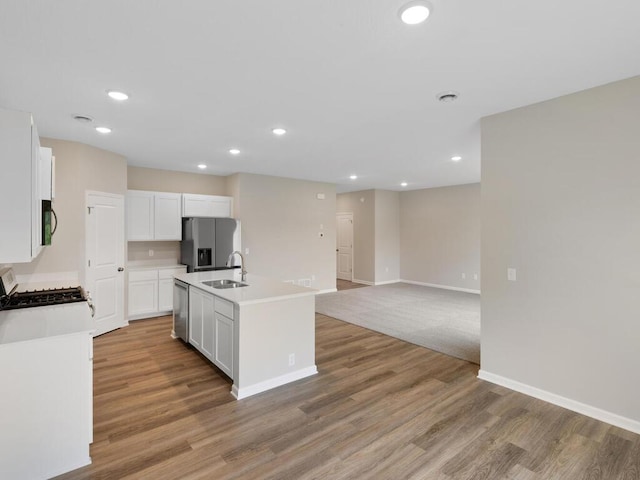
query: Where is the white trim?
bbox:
[352,278,374,286]
[478,370,640,435]
[374,279,400,286]
[316,288,337,294]
[400,279,481,295]
[231,365,318,400]
[86,190,123,199]
[128,311,170,321]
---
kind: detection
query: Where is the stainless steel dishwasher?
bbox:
[173,279,189,342]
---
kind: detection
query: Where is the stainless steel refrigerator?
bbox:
[180,217,242,272]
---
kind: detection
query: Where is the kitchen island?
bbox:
[173,270,317,399]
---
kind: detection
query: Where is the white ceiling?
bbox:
[1,1,639,193]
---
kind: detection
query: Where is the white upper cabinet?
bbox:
[154,193,182,240]
[127,191,154,240]
[0,108,48,263]
[182,194,233,218]
[126,190,182,241]
[39,147,53,201]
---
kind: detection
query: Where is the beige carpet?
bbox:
[316,282,480,364]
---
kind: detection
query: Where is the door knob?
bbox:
[117,267,124,272]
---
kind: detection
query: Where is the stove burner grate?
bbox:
[0,287,86,310]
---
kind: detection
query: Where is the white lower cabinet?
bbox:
[189,286,214,359]
[159,268,182,311]
[214,311,234,377]
[187,287,234,378]
[128,270,158,317]
[128,266,187,320]
[0,332,92,479]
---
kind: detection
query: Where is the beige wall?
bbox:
[481,76,640,427]
[12,138,127,283]
[127,241,180,263]
[400,184,480,291]
[337,190,375,283]
[231,173,336,291]
[127,166,226,195]
[374,190,400,283]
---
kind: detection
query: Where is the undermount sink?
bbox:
[202,279,248,289]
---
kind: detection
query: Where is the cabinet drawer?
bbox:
[214,297,234,318]
[129,269,158,282]
[158,267,186,279]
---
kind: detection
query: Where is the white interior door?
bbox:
[336,213,353,281]
[86,192,126,336]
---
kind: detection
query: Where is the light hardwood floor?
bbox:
[55,314,640,480]
[336,279,368,291]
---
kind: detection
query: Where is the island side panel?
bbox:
[233,295,316,399]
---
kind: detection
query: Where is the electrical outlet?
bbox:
[288,353,295,366]
[474,274,478,280]
[462,273,466,279]
[507,268,517,282]
[148,249,154,257]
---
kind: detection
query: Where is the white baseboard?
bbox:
[374,279,401,286]
[128,310,172,321]
[400,279,480,295]
[478,369,640,435]
[231,366,318,400]
[352,278,374,286]
[316,288,337,294]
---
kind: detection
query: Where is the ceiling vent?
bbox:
[436,91,459,103]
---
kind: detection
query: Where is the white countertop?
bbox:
[0,302,93,346]
[174,270,317,306]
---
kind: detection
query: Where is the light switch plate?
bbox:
[507,268,517,281]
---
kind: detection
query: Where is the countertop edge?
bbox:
[175,271,317,306]
[188,283,316,306]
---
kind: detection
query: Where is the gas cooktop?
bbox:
[1,287,86,310]
[0,267,87,311]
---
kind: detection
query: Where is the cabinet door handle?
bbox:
[117,267,125,272]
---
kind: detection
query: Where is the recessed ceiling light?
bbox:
[272,128,287,136]
[399,1,432,25]
[197,164,207,169]
[401,182,408,187]
[229,148,240,155]
[73,114,93,123]
[107,90,129,101]
[350,175,358,180]
[437,91,460,102]
[451,155,462,161]
[95,126,111,134]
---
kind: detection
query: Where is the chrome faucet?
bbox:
[226,250,247,282]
